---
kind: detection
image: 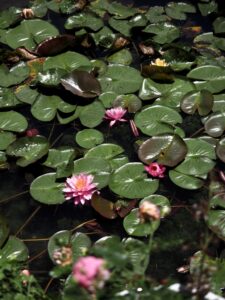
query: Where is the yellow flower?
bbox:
[151,58,169,67]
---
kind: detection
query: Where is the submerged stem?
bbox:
[15,206,41,236]
[0,190,29,205]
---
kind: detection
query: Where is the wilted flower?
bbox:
[139,201,161,222]
[53,246,73,266]
[63,173,98,205]
[72,256,110,293]
[104,107,127,127]
[145,162,166,178]
[151,58,169,67]
[21,8,34,19]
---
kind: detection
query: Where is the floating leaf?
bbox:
[0,236,28,262]
[216,137,225,162]
[107,49,133,65]
[91,26,115,48]
[169,170,204,189]
[30,173,65,204]
[85,143,124,161]
[91,194,117,219]
[204,112,225,137]
[71,232,92,261]
[31,95,61,121]
[145,6,168,23]
[109,162,159,199]
[113,94,142,113]
[48,230,71,263]
[123,208,160,236]
[61,70,101,98]
[198,1,218,16]
[107,1,137,19]
[0,111,28,132]
[0,87,21,108]
[79,101,105,127]
[38,68,67,86]
[0,132,16,150]
[0,62,29,88]
[165,2,196,20]
[14,85,39,105]
[99,91,118,108]
[213,17,225,34]
[143,22,180,44]
[75,129,104,149]
[99,65,142,94]
[135,105,182,136]
[65,12,104,31]
[5,19,59,50]
[6,136,49,167]
[0,7,21,29]
[43,147,76,171]
[138,134,187,167]
[180,90,214,116]
[213,94,225,112]
[73,157,111,188]
[140,195,171,218]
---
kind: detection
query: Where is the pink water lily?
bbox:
[72,256,110,293]
[145,162,166,178]
[104,107,127,127]
[63,173,98,205]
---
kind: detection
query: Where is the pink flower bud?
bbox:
[145,162,166,178]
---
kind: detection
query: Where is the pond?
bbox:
[0,0,225,299]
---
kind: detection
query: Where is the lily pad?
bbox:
[65,13,104,31]
[0,132,16,150]
[107,49,133,65]
[48,230,71,263]
[143,22,180,44]
[145,6,168,23]
[165,2,196,20]
[79,101,105,128]
[216,137,225,163]
[138,134,187,167]
[169,170,204,190]
[0,7,21,29]
[113,94,142,113]
[75,129,104,149]
[0,236,28,262]
[204,112,225,137]
[0,62,29,88]
[15,85,39,105]
[109,162,159,199]
[0,111,28,132]
[6,136,49,167]
[107,1,137,19]
[0,87,21,108]
[31,95,61,121]
[140,195,171,218]
[43,147,76,172]
[71,232,92,261]
[198,1,218,16]
[30,172,65,204]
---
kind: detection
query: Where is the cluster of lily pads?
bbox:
[1,0,225,298]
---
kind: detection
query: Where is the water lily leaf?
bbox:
[99,65,142,94]
[165,2,196,20]
[75,129,104,149]
[6,136,49,167]
[123,208,160,236]
[198,1,218,16]
[38,68,68,86]
[0,87,21,108]
[184,138,216,160]
[48,230,71,263]
[180,90,214,116]
[35,34,76,56]
[113,94,142,113]
[0,62,29,88]
[107,49,133,65]
[31,0,48,17]
[0,151,8,169]
[79,101,105,127]
[138,134,187,167]
[43,51,91,72]
[65,12,104,31]
[204,112,225,137]
[85,143,124,160]
[99,91,118,108]
[139,77,194,109]
[30,172,65,204]
[73,157,111,188]
[0,132,16,150]
[91,26,115,48]
[0,7,21,29]
[0,236,28,262]
[135,105,182,136]
[109,162,159,199]
[71,232,92,261]
[0,111,28,132]
[213,17,225,34]
[143,22,180,44]
[5,19,59,50]
[216,137,225,162]
[15,85,39,105]
[140,195,171,218]
[213,94,225,112]
[61,70,101,98]
[145,6,168,23]
[43,147,76,171]
[31,95,61,121]
[91,194,117,219]
[169,170,204,189]
[0,214,9,248]
[107,1,137,19]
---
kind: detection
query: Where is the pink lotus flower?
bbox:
[104,107,127,127]
[145,162,166,178]
[63,173,98,205]
[72,256,110,292]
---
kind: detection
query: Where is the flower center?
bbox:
[74,177,86,190]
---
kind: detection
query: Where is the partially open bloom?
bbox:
[20,269,30,286]
[104,107,127,127]
[151,58,169,67]
[25,128,39,137]
[139,201,161,222]
[63,173,98,205]
[72,256,110,293]
[53,246,73,266]
[145,162,166,178]
[21,8,34,19]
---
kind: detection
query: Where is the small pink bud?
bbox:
[25,128,39,137]
[145,162,166,178]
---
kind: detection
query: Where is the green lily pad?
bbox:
[14,85,39,105]
[123,208,160,236]
[216,137,225,163]
[73,157,111,189]
[0,7,21,29]
[169,170,204,190]
[213,17,225,34]
[135,105,182,136]
[0,236,28,262]
[107,1,137,19]
[180,90,214,116]
[0,62,29,88]
[0,87,21,108]
[38,68,67,86]
[71,232,92,261]
[79,101,105,128]
[213,94,225,112]
[65,12,104,31]
[165,2,196,20]
[76,129,104,149]
[99,91,118,108]
[91,26,115,48]
[0,132,16,150]
[140,195,171,218]
[0,111,28,132]
[204,112,225,137]
[109,162,159,199]
[138,134,187,167]
[143,22,180,44]
[31,95,61,121]
[48,230,71,263]
[99,65,143,94]
[6,136,49,167]
[145,6,168,23]
[5,19,59,50]
[0,151,8,169]
[43,147,76,171]
[107,49,133,65]
[198,0,218,16]
[113,94,142,113]
[85,143,124,160]
[30,173,65,204]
